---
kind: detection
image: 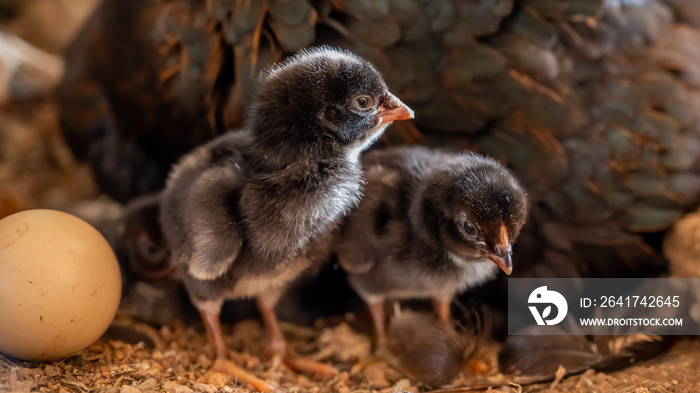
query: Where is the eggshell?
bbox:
[0,209,121,361]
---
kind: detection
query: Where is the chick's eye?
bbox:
[136,233,166,264]
[353,95,373,111]
[464,221,478,236]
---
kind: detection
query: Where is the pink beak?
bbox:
[377,93,414,125]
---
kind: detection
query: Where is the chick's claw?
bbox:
[257,291,338,376]
[283,355,339,376]
[264,341,339,376]
[198,358,274,392]
[351,345,402,375]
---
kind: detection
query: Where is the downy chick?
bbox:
[160,46,413,391]
[337,146,527,353]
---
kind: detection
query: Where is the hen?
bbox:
[57,0,700,278]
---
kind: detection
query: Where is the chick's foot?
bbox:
[258,293,338,376]
[198,358,274,392]
[351,344,402,375]
[283,355,338,375]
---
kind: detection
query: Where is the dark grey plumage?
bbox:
[162,127,358,306]
[159,46,413,387]
[338,146,528,304]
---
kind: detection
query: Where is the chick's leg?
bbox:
[353,298,401,372]
[198,308,273,392]
[432,296,462,343]
[368,299,388,351]
[256,289,285,358]
[432,296,453,325]
[256,290,338,375]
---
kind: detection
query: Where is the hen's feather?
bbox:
[58,0,700,275]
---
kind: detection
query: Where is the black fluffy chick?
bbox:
[160,46,413,391]
[337,146,527,351]
[115,194,172,282]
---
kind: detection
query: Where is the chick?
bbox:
[337,146,528,353]
[160,46,413,391]
[116,194,172,282]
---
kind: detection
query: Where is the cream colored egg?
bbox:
[0,209,121,361]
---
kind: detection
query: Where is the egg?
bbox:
[0,209,121,361]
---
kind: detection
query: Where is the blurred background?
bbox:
[0,0,98,218]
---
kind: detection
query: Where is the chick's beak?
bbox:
[377,93,414,125]
[489,224,513,275]
[489,249,512,275]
